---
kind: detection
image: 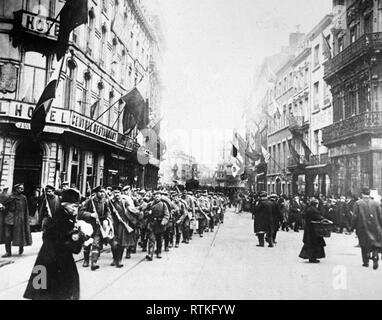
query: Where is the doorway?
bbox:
[13,139,43,199]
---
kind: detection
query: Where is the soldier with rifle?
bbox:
[78,185,113,271]
[145,191,170,260]
[108,186,134,268]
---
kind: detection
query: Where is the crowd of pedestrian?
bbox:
[0,182,229,300]
[248,188,382,269]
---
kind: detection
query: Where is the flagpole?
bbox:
[84,96,123,132]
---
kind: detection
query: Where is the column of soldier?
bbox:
[0,182,230,271]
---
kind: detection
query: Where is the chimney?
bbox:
[289,25,305,49]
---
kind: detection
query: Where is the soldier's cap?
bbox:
[361,187,370,195]
[62,181,70,186]
[138,190,146,195]
[259,191,268,198]
[45,185,55,191]
[92,186,104,194]
[310,197,319,204]
[106,186,113,191]
[154,191,162,196]
[112,186,122,192]
[2,186,9,190]
[269,194,278,199]
[61,188,81,203]
[122,185,131,191]
[14,183,24,189]
[187,191,194,195]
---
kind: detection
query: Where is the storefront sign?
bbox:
[329,141,369,157]
[0,101,70,125]
[20,11,60,40]
[71,112,118,143]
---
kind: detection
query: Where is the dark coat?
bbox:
[253,199,274,234]
[290,200,302,224]
[299,205,326,260]
[352,197,382,248]
[270,200,282,230]
[302,205,326,247]
[78,196,111,231]
[336,201,352,229]
[110,198,136,247]
[23,206,84,300]
[0,193,32,247]
[147,200,170,234]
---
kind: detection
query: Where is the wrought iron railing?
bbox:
[322,111,382,144]
[324,32,382,77]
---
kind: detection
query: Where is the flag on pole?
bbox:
[121,88,148,132]
[261,145,270,164]
[322,32,332,60]
[90,99,100,119]
[31,80,57,140]
[56,0,88,61]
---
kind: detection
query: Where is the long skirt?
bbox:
[299,244,325,260]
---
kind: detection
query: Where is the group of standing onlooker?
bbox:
[249,188,382,269]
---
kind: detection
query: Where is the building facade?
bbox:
[323,0,382,196]
[0,0,163,197]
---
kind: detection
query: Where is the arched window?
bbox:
[82,70,91,116]
[64,59,77,110]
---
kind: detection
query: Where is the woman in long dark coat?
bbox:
[299,197,327,263]
[24,189,84,300]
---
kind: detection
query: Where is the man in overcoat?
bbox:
[352,187,382,270]
[145,191,170,260]
[23,188,84,300]
[1,183,32,257]
[253,191,274,247]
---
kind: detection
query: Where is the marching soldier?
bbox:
[161,191,176,252]
[1,183,32,257]
[109,187,135,268]
[38,185,61,233]
[78,186,112,271]
[185,191,196,240]
[145,191,170,260]
[195,191,210,238]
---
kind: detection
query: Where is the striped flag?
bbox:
[261,145,270,164]
[30,80,57,140]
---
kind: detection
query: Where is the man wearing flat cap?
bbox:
[78,186,111,270]
[1,183,32,257]
[352,187,382,270]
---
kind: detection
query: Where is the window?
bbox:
[64,60,76,110]
[20,51,47,103]
[350,26,357,43]
[338,36,344,53]
[314,130,319,155]
[364,14,373,34]
[313,82,320,111]
[314,44,320,67]
[82,73,91,116]
[100,27,107,67]
[87,9,95,56]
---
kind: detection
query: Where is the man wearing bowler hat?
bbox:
[253,191,274,247]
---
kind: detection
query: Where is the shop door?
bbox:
[13,139,43,199]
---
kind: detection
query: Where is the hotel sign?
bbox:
[17,11,60,40]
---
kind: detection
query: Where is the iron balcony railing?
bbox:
[324,32,382,78]
[322,111,382,144]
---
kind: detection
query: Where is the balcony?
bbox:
[324,33,382,79]
[287,155,307,169]
[322,111,382,145]
[288,115,306,135]
[307,153,329,166]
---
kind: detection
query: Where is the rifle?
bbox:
[107,194,134,233]
[86,182,109,239]
[43,187,52,218]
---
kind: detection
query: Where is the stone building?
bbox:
[0,0,164,197]
[323,0,382,196]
